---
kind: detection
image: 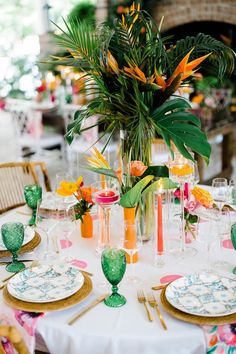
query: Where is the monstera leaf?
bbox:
[231,223,236,250]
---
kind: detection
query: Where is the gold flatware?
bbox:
[147,292,167,330]
[137,290,153,322]
[80,269,93,277]
[67,293,108,325]
[152,283,169,291]
[0,259,34,266]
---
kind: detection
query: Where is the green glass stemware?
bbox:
[1,222,25,272]
[101,248,127,307]
[24,184,42,226]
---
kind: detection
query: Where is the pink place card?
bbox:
[160,274,182,284]
[60,239,72,249]
[222,239,234,250]
[70,259,88,269]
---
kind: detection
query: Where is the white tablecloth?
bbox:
[0,205,236,354]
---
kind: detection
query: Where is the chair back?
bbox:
[0,325,29,354]
[0,162,51,214]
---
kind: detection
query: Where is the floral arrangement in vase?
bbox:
[174,185,214,239]
[56,177,94,220]
[51,1,233,166]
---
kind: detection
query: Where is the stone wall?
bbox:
[148,0,236,32]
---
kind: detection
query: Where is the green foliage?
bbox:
[51,4,235,162]
[119,175,154,208]
[68,2,95,26]
[231,223,236,250]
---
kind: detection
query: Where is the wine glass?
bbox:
[197,211,218,273]
[211,178,228,211]
[229,179,236,205]
[168,152,195,257]
[36,199,57,261]
[101,248,127,307]
[24,184,42,226]
[1,222,25,272]
[122,222,142,284]
[56,206,76,260]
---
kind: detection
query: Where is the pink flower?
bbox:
[184,195,200,213]
[218,324,236,347]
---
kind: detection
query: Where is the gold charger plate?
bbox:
[3,273,92,312]
[0,231,41,259]
[160,287,236,325]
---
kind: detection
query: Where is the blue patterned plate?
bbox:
[7,263,84,303]
[165,273,236,317]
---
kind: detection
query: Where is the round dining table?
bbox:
[0,203,236,354]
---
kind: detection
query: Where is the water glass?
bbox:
[1,222,25,272]
[24,184,42,226]
[101,248,126,307]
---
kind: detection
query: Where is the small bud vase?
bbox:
[80,211,93,238]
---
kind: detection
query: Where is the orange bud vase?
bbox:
[80,211,93,238]
[123,207,138,263]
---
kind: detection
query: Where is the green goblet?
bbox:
[101,248,127,307]
[1,222,25,272]
[24,184,42,226]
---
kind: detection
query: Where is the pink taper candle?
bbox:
[157,193,163,254]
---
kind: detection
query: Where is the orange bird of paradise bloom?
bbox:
[155,48,212,91]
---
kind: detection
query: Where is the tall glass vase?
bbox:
[120,129,154,241]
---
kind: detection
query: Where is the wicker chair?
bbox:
[0,326,29,354]
[0,161,51,214]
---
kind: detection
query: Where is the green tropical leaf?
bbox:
[150,98,211,163]
[142,165,169,178]
[120,175,154,208]
[142,177,178,196]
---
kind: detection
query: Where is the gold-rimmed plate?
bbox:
[160,287,236,325]
[3,273,92,312]
[0,232,41,258]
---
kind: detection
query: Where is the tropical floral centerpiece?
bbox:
[52,2,234,165]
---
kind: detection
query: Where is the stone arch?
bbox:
[151,0,236,32]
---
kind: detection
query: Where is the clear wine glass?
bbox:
[211,178,228,211]
[56,206,76,260]
[36,199,57,261]
[229,179,236,205]
[122,221,142,285]
[197,211,218,273]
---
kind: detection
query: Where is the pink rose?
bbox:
[218,324,236,347]
[184,195,200,213]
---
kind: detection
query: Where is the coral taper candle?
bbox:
[157,193,163,254]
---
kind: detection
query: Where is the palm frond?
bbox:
[167,33,235,79]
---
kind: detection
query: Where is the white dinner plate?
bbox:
[40,192,77,210]
[7,263,84,303]
[165,273,236,317]
[0,227,35,251]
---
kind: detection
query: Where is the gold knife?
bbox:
[67,294,108,325]
[152,283,169,291]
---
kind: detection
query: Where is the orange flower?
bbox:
[192,94,204,104]
[80,186,94,204]
[56,180,78,197]
[107,50,119,74]
[169,164,194,177]
[209,335,218,347]
[191,186,213,208]
[154,49,211,92]
[124,63,155,84]
[130,160,147,177]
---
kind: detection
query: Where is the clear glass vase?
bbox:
[120,129,154,241]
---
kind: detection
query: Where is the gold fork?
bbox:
[147,292,167,330]
[137,290,153,322]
